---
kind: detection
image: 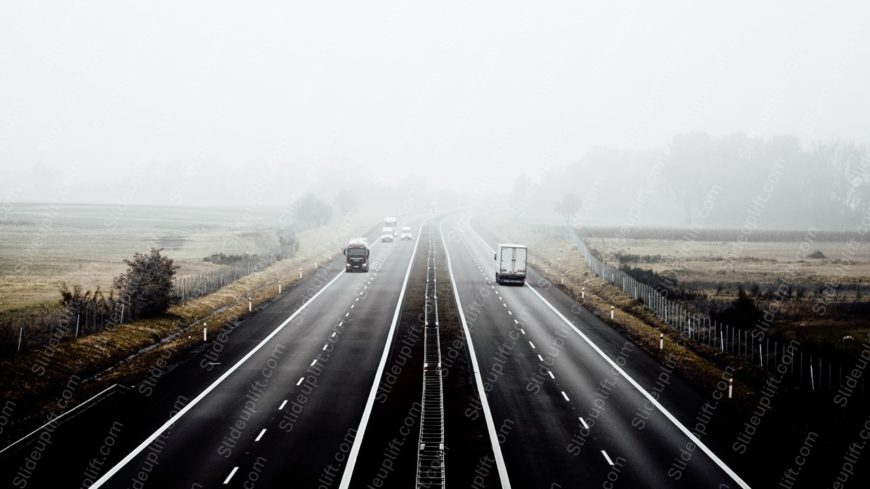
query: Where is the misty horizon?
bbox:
[2,1,869,230]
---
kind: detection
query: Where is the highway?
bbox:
[0,221,423,488]
[439,213,751,488]
[89,226,420,488]
[0,213,755,488]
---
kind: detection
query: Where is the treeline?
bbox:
[523,133,870,230]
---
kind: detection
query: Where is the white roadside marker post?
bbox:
[203,322,207,342]
[248,297,252,312]
[581,287,585,300]
[278,280,282,294]
[728,377,733,399]
[298,268,302,279]
[610,306,615,320]
[659,333,664,351]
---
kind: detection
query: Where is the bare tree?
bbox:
[555,192,582,226]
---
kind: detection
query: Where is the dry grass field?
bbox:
[481,214,870,356]
[0,204,293,314]
[587,236,870,298]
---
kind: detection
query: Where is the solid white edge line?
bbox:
[528,284,752,488]
[223,466,239,485]
[438,219,512,489]
[338,221,425,489]
[90,268,347,488]
[0,383,119,456]
[466,222,751,489]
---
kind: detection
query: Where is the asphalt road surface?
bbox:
[439,213,751,489]
[0,221,424,489]
[1,213,756,488]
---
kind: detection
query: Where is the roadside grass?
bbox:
[0,216,373,444]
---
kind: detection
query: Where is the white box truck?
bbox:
[494,243,527,285]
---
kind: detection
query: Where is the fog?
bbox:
[1,1,869,229]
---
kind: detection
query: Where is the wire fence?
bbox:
[0,249,293,359]
[566,230,865,401]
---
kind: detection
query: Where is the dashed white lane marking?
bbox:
[310,359,317,367]
[438,222,511,489]
[561,391,570,402]
[528,341,536,349]
[579,417,589,430]
[351,304,355,309]
[537,354,544,362]
[521,282,751,488]
[502,302,507,308]
[602,450,615,466]
[339,321,343,326]
[345,312,350,317]
[341,227,424,488]
[223,466,239,484]
[331,332,337,338]
[279,400,287,410]
[355,297,359,302]
[255,428,267,442]
[548,370,555,380]
[322,344,329,351]
[507,310,512,315]
[513,319,519,325]
[520,329,526,335]
[91,259,352,489]
[296,377,304,386]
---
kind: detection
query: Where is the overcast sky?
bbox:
[1,1,868,207]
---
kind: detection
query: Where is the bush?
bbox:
[113,248,179,319]
[712,287,762,328]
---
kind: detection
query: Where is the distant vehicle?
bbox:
[344,238,370,272]
[384,216,398,235]
[381,227,395,242]
[400,226,412,240]
[494,243,527,285]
